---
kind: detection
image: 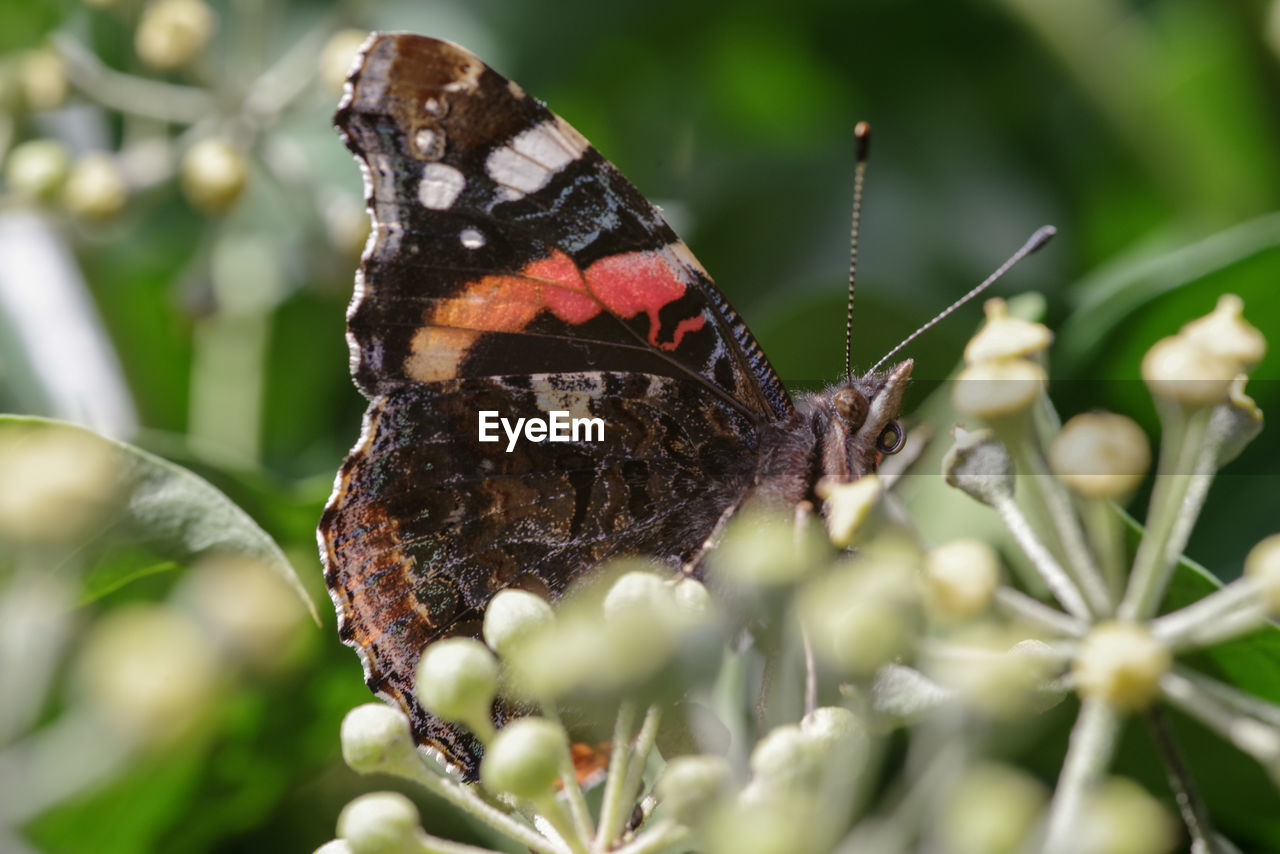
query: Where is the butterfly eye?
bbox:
[833,387,869,430]
[876,420,906,455]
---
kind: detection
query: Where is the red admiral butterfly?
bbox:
[319,33,913,780]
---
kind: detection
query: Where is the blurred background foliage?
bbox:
[0,0,1278,851]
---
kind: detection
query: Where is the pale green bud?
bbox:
[181,138,248,213]
[336,792,422,854]
[5,139,70,201]
[414,637,498,737]
[1245,533,1280,615]
[942,428,1015,507]
[482,588,553,660]
[941,763,1046,854]
[1081,778,1177,854]
[1050,412,1150,498]
[340,703,416,776]
[925,539,1001,620]
[953,358,1047,420]
[1073,622,1170,711]
[136,0,217,70]
[63,153,129,220]
[479,717,566,800]
[655,754,736,825]
[963,298,1052,364]
[320,30,371,93]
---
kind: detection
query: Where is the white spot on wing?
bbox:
[419,163,465,209]
[414,128,444,160]
[485,120,589,201]
[459,227,486,249]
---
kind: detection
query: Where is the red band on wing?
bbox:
[583,251,707,350]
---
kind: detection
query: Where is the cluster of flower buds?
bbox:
[323,295,1273,854]
[1,11,376,226]
[942,294,1273,854]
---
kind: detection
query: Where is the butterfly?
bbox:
[318,33,911,780]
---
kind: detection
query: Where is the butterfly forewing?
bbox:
[321,33,797,777]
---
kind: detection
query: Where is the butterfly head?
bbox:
[811,358,913,480]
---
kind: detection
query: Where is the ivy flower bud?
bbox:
[816,474,881,548]
[925,539,1001,620]
[0,421,118,544]
[953,358,1047,420]
[314,841,354,854]
[320,29,370,93]
[135,0,217,70]
[414,637,498,738]
[672,577,713,617]
[932,631,1063,718]
[1141,335,1235,408]
[336,792,422,854]
[1080,778,1177,854]
[1245,533,1280,615]
[5,139,70,202]
[479,717,566,800]
[483,588,554,660]
[1049,412,1150,498]
[1180,294,1265,371]
[175,553,311,672]
[75,604,223,747]
[799,558,920,677]
[181,138,248,213]
[942,428,1015,507]
[963,298,1053,364]
[744,724,832,805]
[340,703,416,776]
[19,48,68,112]
[1073,622,1170,711]
[800,706,867,776]
[940,763,1046,854]
[655,754,736,825]
[709,511,828,587]
[603,569,673,620]
[324,193,372,259]
[62,153,129,220]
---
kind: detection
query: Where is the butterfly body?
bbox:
[320,33,909,779]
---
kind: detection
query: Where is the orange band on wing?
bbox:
[404,248,707,381]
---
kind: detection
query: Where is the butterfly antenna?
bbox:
[844,121,871,382]
[868,224,1056,373]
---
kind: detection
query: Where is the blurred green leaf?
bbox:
[0,416,318,622]
[77,553,180,605]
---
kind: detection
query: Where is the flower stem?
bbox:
[531,794,591,854]
[595,700,639,850]
[395,763,559,854]
[1080,498,1128,602]
[1150,579,1271,652]
[1042,699,1119,854]
[540,701,595,844]
[1004,432,1112,616]
[1120,405,1213,621]
[52,33,215,124]
[621,705,663,812]
[994,587,1089,637]
[1145,706,1223,854]
[1161,669,1280,767]
[609,819,691,854]
[992,493,1091,619]
[416,834,504,854]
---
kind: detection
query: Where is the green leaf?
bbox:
[0,415,318,622]
[76,553,180,605]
